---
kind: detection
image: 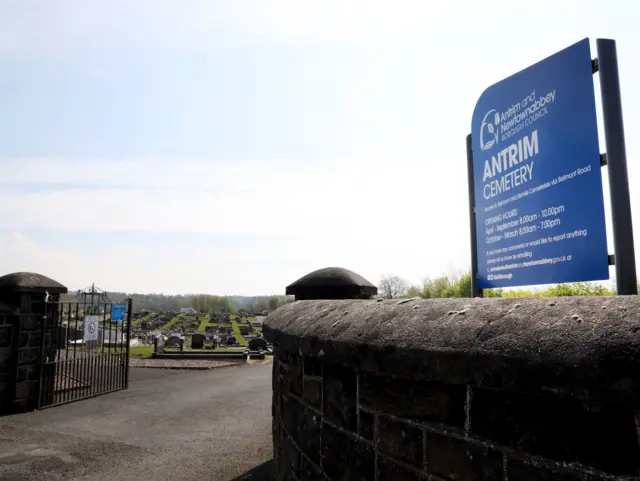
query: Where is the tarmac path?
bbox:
[0,363,273,481]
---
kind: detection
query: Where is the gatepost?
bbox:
[0,272,67,415]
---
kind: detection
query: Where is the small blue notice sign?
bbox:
[111,304,126,322]
[471,38,609,289]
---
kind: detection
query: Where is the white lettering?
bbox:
[523,130,539,159]
[482,129,539,200]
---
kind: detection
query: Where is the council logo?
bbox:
[479,109,500,151]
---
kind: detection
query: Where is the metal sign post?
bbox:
[466,134,483,298]
[595,39,638,295]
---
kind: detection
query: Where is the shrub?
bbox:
[404,272,615,299]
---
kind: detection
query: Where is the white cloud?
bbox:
[0,157,469,237]
[0,156,471,293]
[0,0,586,53]
[1,1,639,295]
[0,232,88,285]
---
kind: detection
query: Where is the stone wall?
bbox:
[0,273,67,415]
[264,296,640,481]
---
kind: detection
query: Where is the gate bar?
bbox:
[124,297,133,388]
[37,302,48,408]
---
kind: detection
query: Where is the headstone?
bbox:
[156,335,166,354]
[248,337,268,351]
[191,333,205,349]
[165,335,183,348]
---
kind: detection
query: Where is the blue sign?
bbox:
[111,304,126,322]
[471,38,609,289]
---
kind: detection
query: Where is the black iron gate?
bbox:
[38,288,133,409]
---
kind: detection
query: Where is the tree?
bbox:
[268,296,279,311]
[278,296,295,307]
[454,272,472,298]
[405,284,423,298]
[378,275,408,299]
[406,271,472,299]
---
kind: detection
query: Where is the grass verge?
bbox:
[231,321,248,346]
[197,315,211,333]
[129,345,155,358]
[132,312,158,328]
[162,313,185,331]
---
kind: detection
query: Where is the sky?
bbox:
[1,0,640,295]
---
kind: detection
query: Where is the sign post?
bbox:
[468,38,621,292]
[596,39,637,295]
[466,134,483,298]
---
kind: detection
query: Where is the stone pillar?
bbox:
[285,267,378,301]
[0,272,67,415]
[272,267,377,479]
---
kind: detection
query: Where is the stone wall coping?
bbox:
[285,267,377,299]
[287,267,375,289]
[264,297,640,403]
[0,272,67,294]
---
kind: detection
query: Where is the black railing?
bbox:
[37,298,133,409]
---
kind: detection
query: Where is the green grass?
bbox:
[231,321,248,346]
[70,344,242,359]
[129,344,244,357]
[129,345,154,358]
[197,315,211,333]
[132,312,158,328]
[162,313,185,331]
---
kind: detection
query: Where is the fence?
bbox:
[38,298,132,409]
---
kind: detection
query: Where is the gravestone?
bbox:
[165,335,183,348]
[191,333,205,349]
[155,335,166,354]
[248,337,268,351]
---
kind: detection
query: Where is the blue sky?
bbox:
[1,0,639,294]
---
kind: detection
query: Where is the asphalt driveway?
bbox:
[0,363,273,481]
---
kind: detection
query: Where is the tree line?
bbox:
[62,270,625,313]
[188,294,293,314]
[378,272,622,299]
[61,291,294,313]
